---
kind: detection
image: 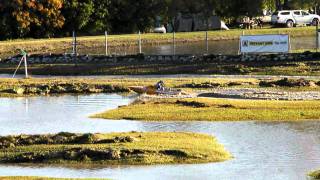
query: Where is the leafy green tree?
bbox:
[30,0,65,38]
[215,0,264,18]
[0,0,64,39]
[2,0,320,40]
[262,0,277,12]
[62,0,94,34]
[0,1,16,39]
[108,0,165,33]
[289,0,320,10]
[161,0,216,29]
[271,0,319,10]
[84,0,110,34]
[133,0,166,32]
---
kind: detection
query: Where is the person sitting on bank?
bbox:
[155,81,165,91]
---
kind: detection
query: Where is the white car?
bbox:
[154,26,166,33]
[271,10,320,27]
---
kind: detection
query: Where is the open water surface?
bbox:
[0,94,319,179]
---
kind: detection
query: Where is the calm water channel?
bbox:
[0,94,319,180]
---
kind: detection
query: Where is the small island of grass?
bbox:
[0,132,231,165]
[309,169,320,179]
[93,98,320,121]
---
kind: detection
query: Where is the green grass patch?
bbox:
[0,132,231,165]
[0,77,258,89]
[309,169,320,179]
[0,27,316,56]
[0,77,251,97]
[0,27,315,45]
[2,59,320,76]
[1,77,320,97]
[93,98,320,121]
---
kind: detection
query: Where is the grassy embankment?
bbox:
[1,77,320,97]
[0,177,106,180]
[0,77,259,90]
[0,27,318,76]
[2,76,320,97]
[1,57,320,76]
[0,132,231,165]
[309,170,320,179]
[93,98,320,121]
[0,26,316,56]
[0,27,320,75]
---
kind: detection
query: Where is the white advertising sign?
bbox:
[240,34,289,53]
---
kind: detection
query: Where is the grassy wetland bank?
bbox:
[3,76,320,121]
[0,132,231,165]
[0,78,131,97]
[0,77,271,97]
[309,170,320,179]
[0,27,319,77]
[2,57,320,76]
[93,98,320,122]
[1,76,320,96]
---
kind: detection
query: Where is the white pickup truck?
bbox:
[271,10,320,28]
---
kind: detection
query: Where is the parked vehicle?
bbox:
[154,26,166,33]
[271,10,320,28]
[259,15,272,23]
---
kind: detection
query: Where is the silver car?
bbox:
[271,10,320,28]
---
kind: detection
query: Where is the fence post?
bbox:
[138,31,142,54]
[239,31,244,55]
[205,31,209,54]
[173,31,176,56]
[240,31,245,57]
[105,31,108,56]
[317,23,319,52]
[288,35,291,53]
[23,54,28,78]
[72,31,77,56]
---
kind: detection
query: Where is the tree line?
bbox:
[0,0,318,40]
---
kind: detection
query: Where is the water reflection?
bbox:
[0,94,135,135]
[0,95,319,179]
